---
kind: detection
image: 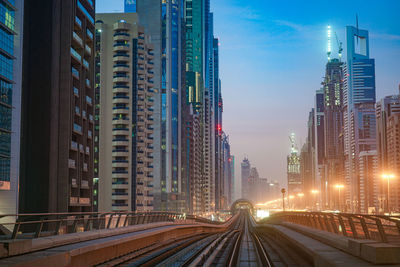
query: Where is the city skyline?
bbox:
[95,0,400,187]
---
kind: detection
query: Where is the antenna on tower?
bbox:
[327,25,332,62]
[356,14,359,43]
[289,133,298,154]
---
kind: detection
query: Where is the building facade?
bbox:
[376,90,400,213]
[287,133,302,196]
[96,13,155,212]
[323,58,345,209]
[0,0,23,223]
[20,0,95,213]
[136,0,184,211]
[241,157,251,199]
[343,26,377,213]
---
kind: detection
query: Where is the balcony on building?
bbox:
[71,178,78,188]
[81,179,89,189]
[68,159,76,169]
[71,141,78,151]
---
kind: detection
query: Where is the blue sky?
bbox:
[97,0,400,191]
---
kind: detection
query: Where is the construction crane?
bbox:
[335,32,343,61]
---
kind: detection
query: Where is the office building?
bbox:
[314,89,326,207]
[136,0,183,211]
[323,58,345,209]
[241,157,251,199]
[0,0,23,224]
[376,89,400,213]
[343,26,377,213]
[95,13,155,212]
[287,133,302,196]
[20,0,95,213]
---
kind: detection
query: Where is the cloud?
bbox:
[273,20,307,32]
[371,33,400,41]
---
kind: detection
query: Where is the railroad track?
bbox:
[100,211,313,267]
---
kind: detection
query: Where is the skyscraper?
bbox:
[136,0,183,211]
[323,57,345,209]
[95,13,155,212]
[241,157,250,199]
[376,89,400,213]
[19,0,95,213]
[287,133,302,196]
[343,26,377,213]
[0,0,23,223]
[314,89,326,207]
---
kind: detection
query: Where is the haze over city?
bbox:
[97,0,400,189]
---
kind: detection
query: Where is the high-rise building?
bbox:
[19,0,95,213]
[323,57,345,209]
[376,89,400,213]
[386,113,400,212]
[95,13,155,212]
[230,155,235,203]
[136,0,184,211]
[241,157,251,199]
[343,26,377,213]
[247,167,260,204]
[0,0,23,224]
[287,133,302,196]
[314,89,326,207]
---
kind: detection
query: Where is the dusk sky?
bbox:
[97,0,400,193]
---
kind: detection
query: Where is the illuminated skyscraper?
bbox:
[287,133,302,196]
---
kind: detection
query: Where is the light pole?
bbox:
[382,174,396,214]
[311,190,319,211]
[281,188,286,211]
[335,184,344,211]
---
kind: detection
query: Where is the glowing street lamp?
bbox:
[335,184,344,211]
[382,174,396,213]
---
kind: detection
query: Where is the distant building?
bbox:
[287,133,302,196]
[241,158,251,199]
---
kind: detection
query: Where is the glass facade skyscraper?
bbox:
[0,0,16,191]
[136,0,183,211]
[343,26,377,213]
[0,0,23,222]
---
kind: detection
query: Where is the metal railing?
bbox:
[265,212,400,243]
[0,212,222,240]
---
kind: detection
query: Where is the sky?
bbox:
[96,0,400,193]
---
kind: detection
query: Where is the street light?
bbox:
[311,190,319,211]
[382,174,396,214]
[334,184,344,211]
